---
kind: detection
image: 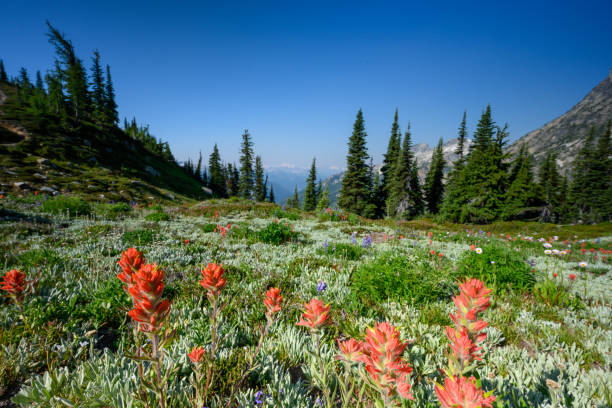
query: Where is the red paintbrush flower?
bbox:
[264,287,283,317]
[1,269,27,300]
[200,263,226,298]
[187,346,205,363]
[435,376,496,408]
[128,263,171,332]
[336,338,365,362]
[296,298,330,332]
[117,248,145,287]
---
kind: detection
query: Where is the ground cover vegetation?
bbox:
[1,194,610,407]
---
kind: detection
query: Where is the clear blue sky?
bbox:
[1,1,611,171]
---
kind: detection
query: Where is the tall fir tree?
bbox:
[46,21,90,125]
[386,125,414,217]
[268,185,275,203]
[569,127,597,222]
[455,111,467,163]
[424,138,446,214]
[0,59,7,82]
[104,65,118,125]
[254,156,266,201]
[408,160,424,216]
[381,109,402,204]
[287,186,300,208]
[503,143,540,220]
[90,50,106,123]
[303,158,318,211]
[35,70,44,91]
[208,144,226,197]
[590,122,611,221]
[316,184,331,211]
[538,152,561,222]
[231,164,240,197]
[239,129,254,198]
[316,179,323,204]
[194,151,203,182]
[45,62,65,116]
[339,109,372,216]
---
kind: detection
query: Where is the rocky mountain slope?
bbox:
[508,69,612,167]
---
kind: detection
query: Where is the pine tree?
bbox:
[316,184,331,211]
[239,130,254,198]
[424,138,446,214]
[455,111,467,162]
[104,65,118,125]
[268,185,275,203]
[471,105,494,153]
[254,156,266,201]
[408,160,424,216]
[35,70,44,91]
[45,62,65,116]
[90,50,106,123]
[381,109,402,204]
[303,158,318,211]
[590,122,612,221]
[386,125,413,217]
[208,144,226,197]
[231,164,240,196]
[569,127,597,222]
[195,151,203,182]
[503,143,540,220]
[316,179,323,205]
[339,109,372,215]
[538,152,561,222]
[46,21,90,125]
[287,186,299,208]
[0,60,7,82]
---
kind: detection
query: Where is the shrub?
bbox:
[79,278,129,327]
[95,202,131,219]
[122,229,155,246]
[15,248,63,269]
[41,196,91,216]
[455,244,535,291]
[349,251,452,310]
[317,243,365,260]
[273,209,301,221]
[201,223,218,233]
[256,222,298,245]
[145,212,170,222]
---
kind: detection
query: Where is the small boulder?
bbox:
[13,182,30,190]
[33,173,48,180]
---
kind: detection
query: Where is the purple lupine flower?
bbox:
[316,397,323,407]
[317,281,327,293]
[351,232,357,244]
[254,390,266,405]
[362,235,372,248]
[323,240,329,250]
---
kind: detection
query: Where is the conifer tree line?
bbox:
[0,22,180,165]
[181,130,276,203]
[337,107,611,223]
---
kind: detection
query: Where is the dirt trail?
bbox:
[0,89,30,146]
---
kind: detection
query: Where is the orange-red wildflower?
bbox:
[435,376,496,408]
[127,263,171,332]
[117,247,145,287]
[188,346,205,363]
[264,287,283,317]
[336,338,365,362]
[296,298,330,332]
[199,263,227,298]
[1,269,27,300]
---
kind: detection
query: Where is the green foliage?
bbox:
[533,278,582,309]
[79,278,129,327]
[273,209,301,221]
[15,248,62,269]
[201,223,218,233]
[456,244,535,291]
[41,196,91,216]
[256,221,298,245]
[121,228,155,246]
[317,243,365,260]
[145,211,170,221]
[94,202,131,219]
[239,129,254,198]
[303,158,318,211]
[424,138,446,214]
[349,251,452,311]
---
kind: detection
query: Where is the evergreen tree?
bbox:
[569,127,597,222]
[104,65,118,125]
[90,50,106,123]
[254,156,266,201]
[35,70,44,91]
[239,130,254,198]
[195,151,203,182]
[268,185,275,203]
[316,184,331,211]
[371,171,385,218]
[503,143,540,220]
[316,179,323,205]
[202,167,208,186]
[386,125,414,217]
[381,109,402,204]
[339,109,372,215]
[455,111,467,162]
[408,160,424,216]
[19,67,31,88]
[46,21,90,125]
[208,144,226,197]
[538,152,561,222]
[0,60,7,82]
[590,122,612,221]
[287,186,300,208]
[45,62,65,116]
[303,158,318,211]
[231,164,240,197]
[424,138,446,214]
[440,106,508,223]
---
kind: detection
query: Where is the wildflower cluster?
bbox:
[435,278,495,408]
[1,269,28,303]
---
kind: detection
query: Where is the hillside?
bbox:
[508,68,612,167]
[0,83,207,203]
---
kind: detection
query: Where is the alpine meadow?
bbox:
[1,3,611,408]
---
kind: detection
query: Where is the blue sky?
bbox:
[1,1,611,171]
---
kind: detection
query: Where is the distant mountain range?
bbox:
[304,69,612,208]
